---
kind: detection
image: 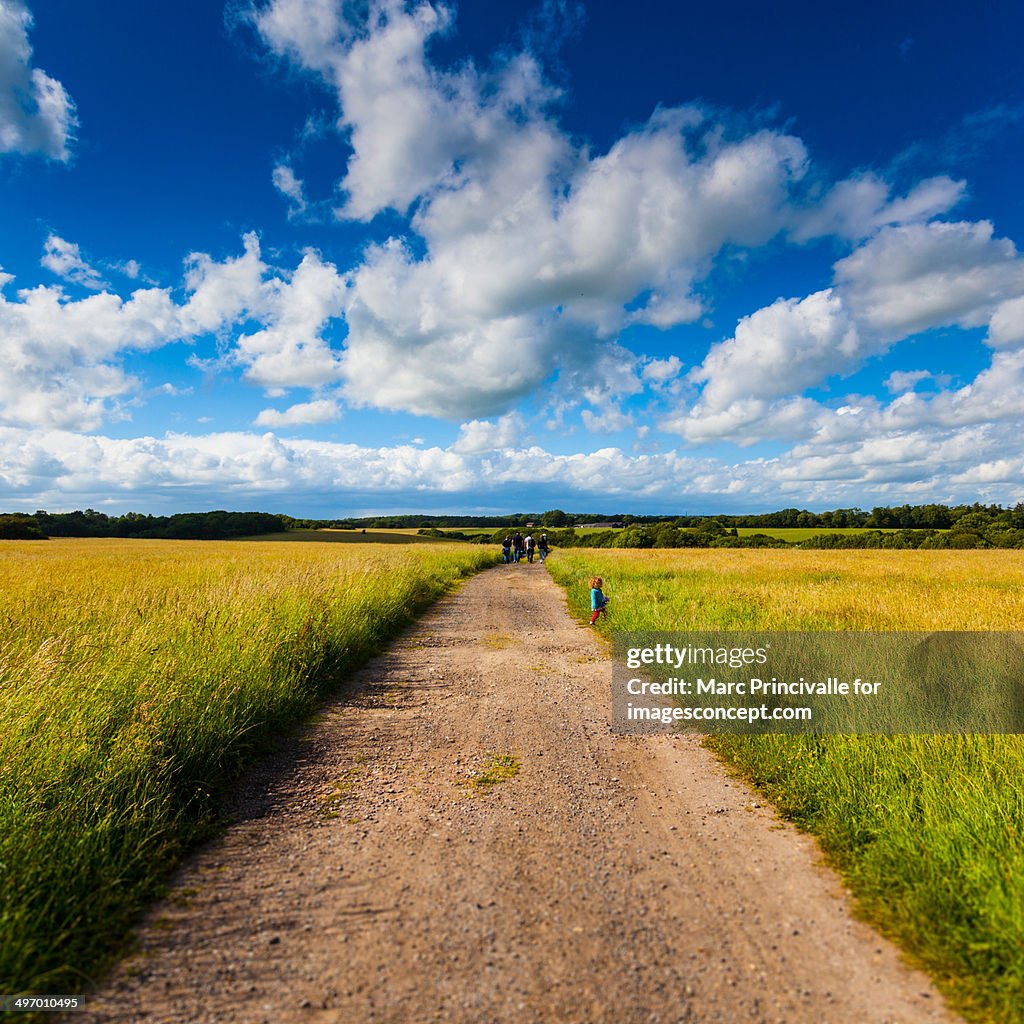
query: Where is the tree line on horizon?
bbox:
[417,504,1021,551]
[2,503,1022,548]
[532,508,1024,550]
[0,509,285,541]
[288,502,1020,533]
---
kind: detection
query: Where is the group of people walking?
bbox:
[498,533,610,625]
[501,531,549,564]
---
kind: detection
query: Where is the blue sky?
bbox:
[1,0,1024,516]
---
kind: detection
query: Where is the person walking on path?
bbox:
[589,576,609,624]
[501,536,512,564]
[537,533,549,562]
[524,533,535,563]
[512,532,524,564]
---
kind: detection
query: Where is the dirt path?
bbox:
[82,565,960,1024]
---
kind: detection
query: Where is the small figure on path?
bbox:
[512,532,524,563]
[501,535,512,563]
[589,576,609,624]
[537,532,549,562]
[524,533,535,563]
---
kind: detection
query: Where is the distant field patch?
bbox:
[245,528,451,543]
[734,527,902,541]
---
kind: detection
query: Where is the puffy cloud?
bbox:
[793,173,965,243]
[667,290,862,443]
[331,101,810,417]
[835,220,1024,339]
[0,236,242,431]
[690,290,862,409]
[641,356,684,386]
[254,398,341,427]
[240,1,1024,446]
[249,1,815,419]
[229,250,347,389]
[181,231,268,334]
[542,113,807,331]
[987,295,1024,350]
[0,429,483,500]
[874,349,1024,432]
[884,369,949,393]
[0,1,75,160]
[951,457,1024,486]
[885,369,930,393]
[256,0,490,220]
[4,421,1022,512]
[0,274,182,430]
[657,341,1024,498]
[778,432,983,487]
[669,396,825,447]
[154,383,192,397]
[41,234,107,290]
[667,216,1024,447]
[580,406,633,434]
[0,232,350,431]
[271,163,308,216]
[339,237,566,417]
[329,2,474,220]
[251,0,351,75]
[451,412,527,454]
[0,427,705,505]
[247,0,1022,434]
[183,233,348,389]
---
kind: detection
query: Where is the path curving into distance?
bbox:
[81,565,960,1024]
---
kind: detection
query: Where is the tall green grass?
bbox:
[0,538,494,995]
[548,547,1024,1023]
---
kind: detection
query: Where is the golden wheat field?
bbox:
[548,547,1024,1022]
[0,537,495,996]
[550,546,1024,630]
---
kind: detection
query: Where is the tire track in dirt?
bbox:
[80,564,960,1024]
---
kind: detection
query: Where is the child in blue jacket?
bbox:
[589,576,609,624]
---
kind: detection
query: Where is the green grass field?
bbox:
[548,547,1024,1023]
[733,526,899,540]
[0,538,495,996]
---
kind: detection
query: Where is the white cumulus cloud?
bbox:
[41,234,107,290]
[0,273,183,430]
[986,295,1024,350]
[254,398,341,427]
[835,220,1024,339]
[668,216,1024,447]
[793,173,965,243]
[249,0,815,420]
[0,1,75,160]
[244,0,1020,436]
[451,412,527,454]
[1,232,351,431]
[4,422,1022,512]
[884,369,943,393]
[272,162,309,216]
[183,232,348,389]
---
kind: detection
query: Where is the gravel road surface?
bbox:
[81,564,960,1024]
